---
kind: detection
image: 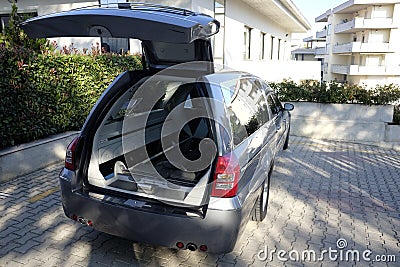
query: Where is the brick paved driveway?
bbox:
[0,137,399,266]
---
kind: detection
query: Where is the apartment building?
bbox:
[315,0,400,86]
[290,35,326,80]
[291,35,326,61]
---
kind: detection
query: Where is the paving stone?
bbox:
[0,233,19,247]
[13,240,40,254]
[14,232,39,245]
[0,227,19,239]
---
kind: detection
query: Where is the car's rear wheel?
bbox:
[251,165,272,222]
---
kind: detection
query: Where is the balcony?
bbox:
[333,42,394,54]
[315,9,331,23]
[331,64,400,75]
[316,29,327,38]
[315,47,327,55]
[334,17,396,34]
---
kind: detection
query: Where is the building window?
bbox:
[244,26,252,59]
[260,32,266,60]
[270,36,275,60]
[101,37,129,53]
[214,0,225,65]
[284,40,287,60]
[277,38,281,60]
[1,12,37,33]
[0,15,10,33]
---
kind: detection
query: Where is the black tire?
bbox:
[251,166,272,222]
[283,126,290,150]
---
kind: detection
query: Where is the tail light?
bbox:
[65,136,80,171]
[199,245,208,252]
[211,154,240,198]
[176,242,184,249]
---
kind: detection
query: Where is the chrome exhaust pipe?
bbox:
[78,217,87,225]
[187,243,197,251]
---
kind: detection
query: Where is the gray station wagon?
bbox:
[22,3,294,253]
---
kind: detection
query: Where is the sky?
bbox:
[291,0,345,29]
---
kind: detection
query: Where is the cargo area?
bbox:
[87,75,217,206]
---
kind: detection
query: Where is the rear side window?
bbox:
[221,77,269,146]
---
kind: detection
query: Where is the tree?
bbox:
[2,1,49,52]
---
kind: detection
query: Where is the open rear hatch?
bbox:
[20,3,219,69]
[20,3,219,42]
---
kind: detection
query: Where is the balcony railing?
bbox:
[331,64,350,74]
[334,17,395,34]
[331,64,400,75]
[315,47,327,55]
[316,29,327,38]
[334,19,354,34]
[333,42,393,54]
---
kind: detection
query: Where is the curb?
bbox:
[0,131,79,183]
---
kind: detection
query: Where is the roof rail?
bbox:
[57,2,207,18]
[116,2,196,16]
[64,2,201,17]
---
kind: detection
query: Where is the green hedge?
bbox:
[269,80,400,124]
[0,45,142,148]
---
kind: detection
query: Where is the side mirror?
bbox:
[284,103,294,111]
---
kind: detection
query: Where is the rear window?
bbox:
[152,41,196,62]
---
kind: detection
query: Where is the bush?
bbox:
[269,80,400,123]
[0,45,142,148]
[0,3,143,148]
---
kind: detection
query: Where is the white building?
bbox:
[290,35,326,81]
[211,0,318,82]
[1,0,320,82]
[315,0,400,86]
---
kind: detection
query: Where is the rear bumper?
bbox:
[59,176,243,253]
